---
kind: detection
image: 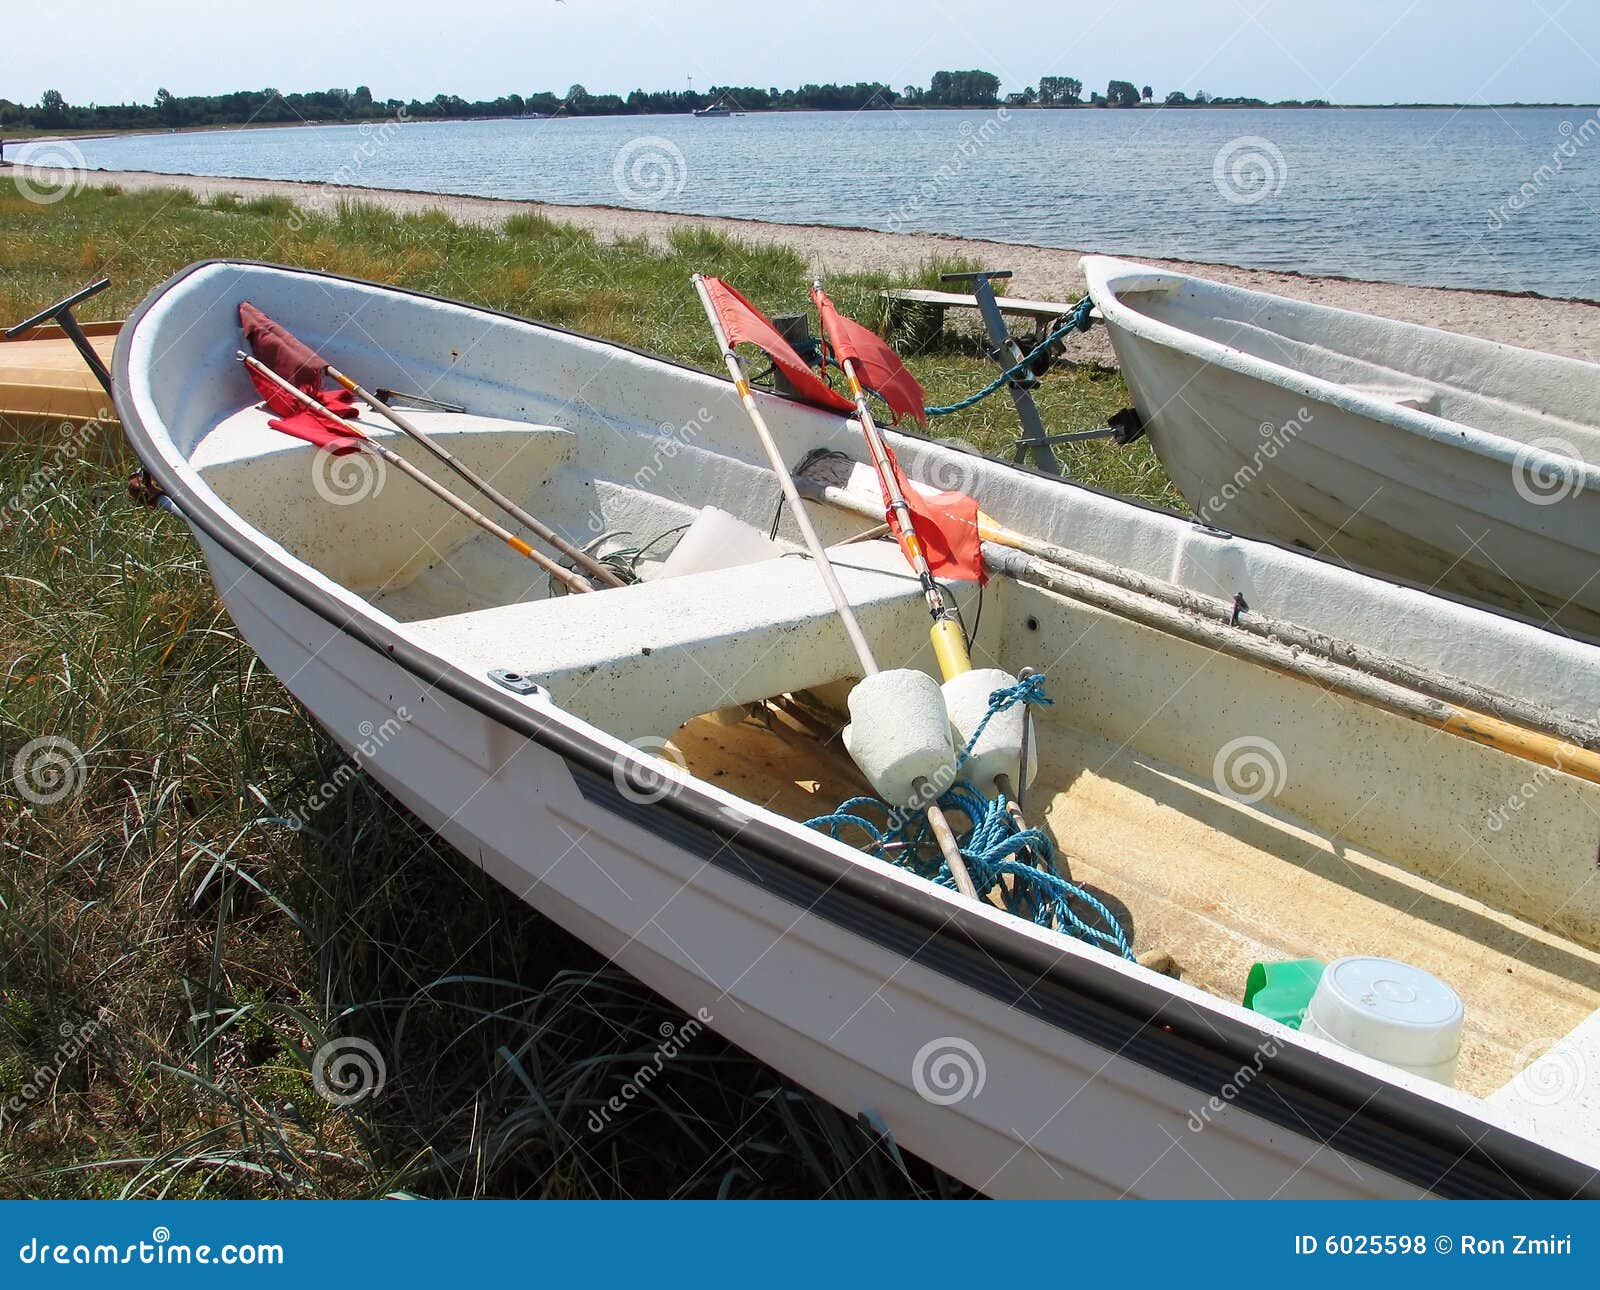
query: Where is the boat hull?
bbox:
[114,259,1600,1199]
[201,531,1422,1199]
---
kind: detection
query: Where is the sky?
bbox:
[5,0,1598,108]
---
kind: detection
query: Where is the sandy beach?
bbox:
[21,164,1600,364]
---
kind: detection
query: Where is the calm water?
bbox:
[31,107,1600,299]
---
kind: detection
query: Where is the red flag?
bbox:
[700,277,854,415]
[239,302,329,389]
[239,300,362,444]
[882,450,985,584]
[811,288,927,427]
[245,362,359,418]
[268,409,366,454]
[260,381,364,451]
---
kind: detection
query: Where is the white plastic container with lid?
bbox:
[1299,956,1464,1086]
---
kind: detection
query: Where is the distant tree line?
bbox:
[0,73,1330,133]
[1014,78,1328,108]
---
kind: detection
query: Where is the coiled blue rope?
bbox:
[805,673,1134,960]
[923,295,1097,417]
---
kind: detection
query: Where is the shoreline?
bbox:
[10,101,1600,147]
[21,164,1600,362]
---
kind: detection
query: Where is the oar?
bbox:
[802,474,1600,782]
[237,353,594,596]
[691,274,981,901]
[976,512,1600,752]
[812,282,1041,851]
[317,366,629,590]
[805,469,1600,783]
[985,543,1600,788]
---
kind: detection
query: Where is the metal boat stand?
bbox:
[7,277,115,399]
[939,269,1143,476]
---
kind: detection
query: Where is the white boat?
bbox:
[115,260,1600,1199]
[1083,255,1600,640]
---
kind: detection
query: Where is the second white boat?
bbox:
[1084,255,1600,639]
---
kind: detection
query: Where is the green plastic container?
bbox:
[1243,959,1325,1029]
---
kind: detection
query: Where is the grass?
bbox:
[0,179,1174,1198]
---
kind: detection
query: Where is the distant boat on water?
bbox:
[693,100,733,118]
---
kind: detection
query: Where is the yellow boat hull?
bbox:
[0,320,120,431]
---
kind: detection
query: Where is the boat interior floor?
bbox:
[670,707,1600,1100]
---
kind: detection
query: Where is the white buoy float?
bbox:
[842,668,959,809]
[941,666,1037,791]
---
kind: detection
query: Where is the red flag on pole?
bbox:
[239,301,361,435]
[883,450,985,584]
[239,302,330,389]
[267,408,366,454]
[811,288,927,428]
[810,287,979,581]
[699,277,854,415]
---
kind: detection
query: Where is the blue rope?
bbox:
[923,295,1097,417]
[805,673,1134,960]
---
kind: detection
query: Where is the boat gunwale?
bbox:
[1082,255,1600,484]
[112,256,1600,1200]
[1,319,124,343]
